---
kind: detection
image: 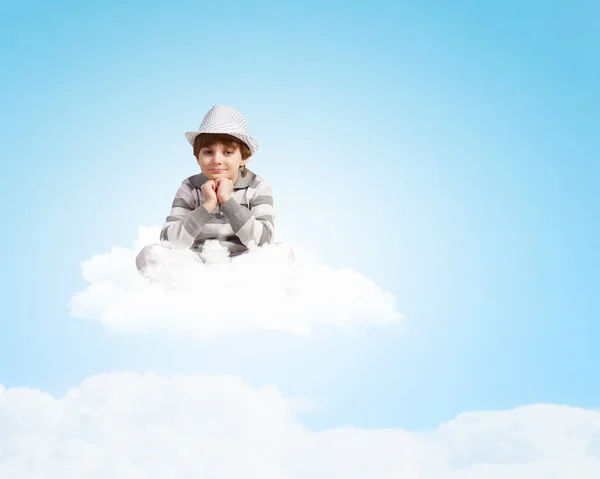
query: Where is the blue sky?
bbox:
[1,0,598,434]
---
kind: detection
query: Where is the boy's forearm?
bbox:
[161,206,211,249]
[220,197,253,232]
[221,197,274,247]
[182,206,212,235]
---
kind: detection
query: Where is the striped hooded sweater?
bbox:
[159,169,275,256]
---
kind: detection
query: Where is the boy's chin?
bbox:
[206,171,233,180]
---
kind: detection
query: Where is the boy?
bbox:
[136,104,282,282]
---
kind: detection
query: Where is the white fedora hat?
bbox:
[185,104,259,155]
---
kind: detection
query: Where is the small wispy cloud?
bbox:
[68,226,403,339]
[1,373,599,478]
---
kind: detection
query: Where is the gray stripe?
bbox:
[222,234,244,245]
[250,176,262,189]
[252,195,273,207]
[255,214,274,224]
[166,215,182,222]
[193,235,245,249]
[172,197,193,209]
[207,214,232,225]
[195,235,244,247]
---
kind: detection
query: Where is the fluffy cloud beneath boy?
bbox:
[68,226,402,338]
[1,372,600,479]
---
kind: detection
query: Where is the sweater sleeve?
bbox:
[220,179,275,248]
[160,180,212,249]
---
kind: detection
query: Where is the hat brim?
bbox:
[185,130,258,155]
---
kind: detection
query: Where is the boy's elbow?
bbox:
[257,225,274,246]
[161,237,192,250]
[160,226,192,250]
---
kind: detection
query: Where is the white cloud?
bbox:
[69,226,403,338]
[1,373,599,478]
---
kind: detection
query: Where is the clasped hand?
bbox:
[201,178,233,213]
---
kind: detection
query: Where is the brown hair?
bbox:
[193,133,252,160]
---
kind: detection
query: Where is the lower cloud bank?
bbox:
[1,372,599,478]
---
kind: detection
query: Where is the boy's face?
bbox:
[196,142,248,183]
